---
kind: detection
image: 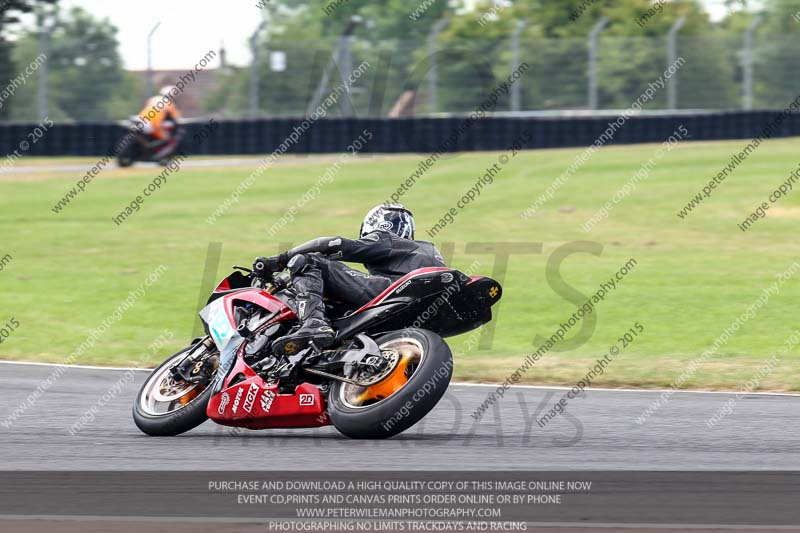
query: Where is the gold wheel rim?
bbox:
[340,338,424,409]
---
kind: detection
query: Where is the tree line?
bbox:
[1,0,798,121]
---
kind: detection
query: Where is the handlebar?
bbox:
[234,264,289,293]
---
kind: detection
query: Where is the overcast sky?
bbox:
[57,0,267,70]
[17,0,741,71]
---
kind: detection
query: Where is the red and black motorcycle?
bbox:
[116,117,184,167]
[133,264,502,439]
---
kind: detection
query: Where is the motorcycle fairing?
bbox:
[202,291,330,429]
[208,271,265,304]
[200,291,293,394]
[208,373,329,429]
[333,267,503,338]
[202,288,295,335]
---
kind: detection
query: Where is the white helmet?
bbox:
[159,85,177,98]
[360,204,415,239]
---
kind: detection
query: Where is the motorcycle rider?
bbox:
[138,85,182,161]
[253,204,446,355]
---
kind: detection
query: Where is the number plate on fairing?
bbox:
[200,299,235,350]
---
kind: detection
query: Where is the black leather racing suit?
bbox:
[286,230,446,309]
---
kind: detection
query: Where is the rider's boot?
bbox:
[272,271,334,356]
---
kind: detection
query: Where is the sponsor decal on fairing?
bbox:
[218,392,230,415]
[232,387,244,413]
[242,382,259,413]
[260,390,276,413]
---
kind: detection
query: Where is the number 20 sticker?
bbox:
[299,394,314,406]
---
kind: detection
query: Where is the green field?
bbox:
[1,137,799,391]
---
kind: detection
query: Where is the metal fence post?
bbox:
[249,21,266,118]
[588,18,609,110]
[666,16,686,110]
[36,12,50,121]
[428,19,448,114]
[307,16,361,117]
[145,22,161,99]
[743,16,762,110]
[510,20,527,112]
[337,33,355,116]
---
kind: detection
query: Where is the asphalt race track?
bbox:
[1,361,799,471]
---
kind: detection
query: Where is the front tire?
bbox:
[328,329,453,439]
[133,344,216,436]
[117,137,139,167]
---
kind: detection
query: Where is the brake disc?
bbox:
[353,349,400,387]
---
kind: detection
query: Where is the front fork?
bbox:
[171,336,217,384]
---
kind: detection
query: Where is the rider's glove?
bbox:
[252,253,289,277]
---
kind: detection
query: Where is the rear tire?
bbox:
[133,345,215,436]
[328,329,452,439]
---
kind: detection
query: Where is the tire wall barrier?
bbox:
[1,111,798,158]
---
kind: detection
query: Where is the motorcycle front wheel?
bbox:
[327,328,453,439]
[133,342,217,436]
[116,136,140,167]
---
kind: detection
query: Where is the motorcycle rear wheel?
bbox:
[328,328,452,439]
